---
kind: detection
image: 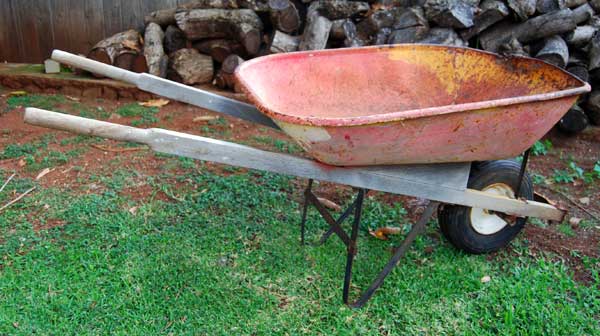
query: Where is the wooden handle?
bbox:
[24,108,150,144]
[51,50,140,84]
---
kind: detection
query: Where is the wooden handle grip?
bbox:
[51,50,140,84]
[24,108,150,144]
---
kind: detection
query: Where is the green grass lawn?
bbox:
[0,164,598,335]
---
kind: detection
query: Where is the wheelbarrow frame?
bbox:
[22,50,568,307]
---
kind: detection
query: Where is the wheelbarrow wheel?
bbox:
[438,160,533,254]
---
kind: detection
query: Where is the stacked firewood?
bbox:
[87,0,600,133]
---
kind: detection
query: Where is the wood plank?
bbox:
[102,0,123,36]
[49,0,75,53]
[24,107,565,221]
[13,0,54,62]
[120,0,145,31]
[83,0,105,50]
[0,0,21,62]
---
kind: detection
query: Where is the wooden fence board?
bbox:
[0,1,21,62]
[0,0,182,63]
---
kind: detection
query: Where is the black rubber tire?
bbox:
[438,160,534,254]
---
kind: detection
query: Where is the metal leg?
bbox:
[299,184,438,307]
[342,189,365,304]
[349,201,439,308]
[515,148,531,198]
[317,192,360,246]
[300,179,313,245]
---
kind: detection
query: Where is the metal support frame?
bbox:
[300,179,439,307]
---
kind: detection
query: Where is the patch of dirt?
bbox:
[522,225,600,284]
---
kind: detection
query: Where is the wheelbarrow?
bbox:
[23,45,590,307]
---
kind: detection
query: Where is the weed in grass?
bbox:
[0,142,45,159]
[114,103,159,126]
[7,94,66,110]
[252,135,302,154]
[557,222,576,237]
[531,139,552,156]
[60,135,103,146]
[531,173,546,185]
[529,217,548,228]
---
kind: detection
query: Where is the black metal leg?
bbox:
[300,179,313,245]
[317,192,360,245]
[349,201,439,308]
[515,148,531,198]
[342,189,365,304]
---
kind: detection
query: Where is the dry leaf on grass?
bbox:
[35,168,54,180]
[192,115,219,122]
[369,227,402,240]
[128,206,139,215]
[139,98,170,108]
[9,91,27,97]
[18,158,26,167]
[481,275,491,283]
[317,197,341,211]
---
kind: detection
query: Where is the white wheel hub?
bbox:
[470,183,516,235]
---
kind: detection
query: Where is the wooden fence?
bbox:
[0,0,191,63]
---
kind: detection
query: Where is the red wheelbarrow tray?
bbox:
[235,44,590,166]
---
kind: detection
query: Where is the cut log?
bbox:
[567,65,589,82]
[571,3,594,24]
[535,0,563,14]
[565,25,597,47]
[424,0,477,29]
[389,26,429,44]
[419,27,467,47]
[175,9,263,55]
[144,23,168,78]
[299,13,332,50]
[238,0,270,12]
[215,54,245,92]
[169,48,214,85]
[164,25,188,55]
[588,31,600,72]
[393,7,428,30]
[222,54,245,74]
[145,8,177,27]
[460,0,509,40]
[506,0,536,21]
[374,28,392,45]
[330,19,347,39]
[356,9,396,38]
[558,105,589,134]
[342,20,366,47]
[479,9,576,52]
[269,30,301,52]
[564,0,587,8]
[497,36,530,57]
[144,1,241,26]
[269,0,302,33]
[584,90,600,125]
[309,0,370,20]
[88,29,147,76]
[194,39,246,62]
[535,36,569,68]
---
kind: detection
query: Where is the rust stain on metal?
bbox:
[236,44,590,166]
